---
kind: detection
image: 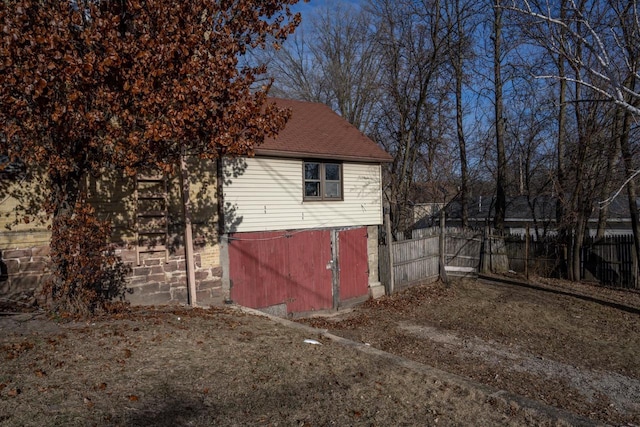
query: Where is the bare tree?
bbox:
[493,0,508,233]
[265,32,330,103]
[556,0,569,254]
[443,0,479,228]
[312,4,382,130]
[369,0,453,235]
[508,0,640,278]
[506,0,640,116]
[266,3,381,130]
[505,83,557,240]
[612,0,640,278]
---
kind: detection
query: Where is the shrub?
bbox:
[43,199,130,316]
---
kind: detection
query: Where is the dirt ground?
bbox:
[302,276,640,426]
[0,276,638,426]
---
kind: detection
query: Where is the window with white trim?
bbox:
[303,161,342,201]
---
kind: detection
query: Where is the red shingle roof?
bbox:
[256,98,392,163]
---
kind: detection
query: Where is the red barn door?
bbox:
[229,227,370,314]
[337,227,369,302]
[229,230,333,313]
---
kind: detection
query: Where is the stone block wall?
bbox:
[0,246,50,305]
[367,225,385,299]
[1,158,223,308]
[118,247,223,306]
[0,245,223,308]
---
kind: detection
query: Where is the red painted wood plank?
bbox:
[287,230,333,312]
[229,230,333,312]
[229,231,288,308]
[338,227,369,301]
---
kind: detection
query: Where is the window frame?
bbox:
[302,160,344,201]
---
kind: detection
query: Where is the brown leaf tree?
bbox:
[0,0,301,313]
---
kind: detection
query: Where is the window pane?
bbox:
[305,182,320,197]
[305,163,320,180]
[324,182,340,198]
[325,164,340,181]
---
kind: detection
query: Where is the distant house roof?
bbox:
[457,194,558,221]
[444,194,639,222]
[256,98,392,163]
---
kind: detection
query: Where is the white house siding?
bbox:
[223,157,383,233]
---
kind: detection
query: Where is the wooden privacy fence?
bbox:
[444,228,482,271]
[380,226,640,292]
[379,227,439,291]
[379,227,482,292]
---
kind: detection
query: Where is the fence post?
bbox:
[480,225,491,274]
[385,209,394,295]
[525,223,530,281]
[633,239,639,289]
[439,209,448,285]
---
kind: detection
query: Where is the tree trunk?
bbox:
[567,3,587,282]
[50,170,83,269]
[490,0,510,273]
[617,4,640,282]
[595,204,609,240]
[619,83,640,284]
[454,0,469,228]
[596,108,622,239]
[493,0,506,233]
[555,0,569,277]
[570,211,586,281]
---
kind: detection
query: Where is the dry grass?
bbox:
[1,305,567,427]
[302,278,640,426]
[2,276,638,426]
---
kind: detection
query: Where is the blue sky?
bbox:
[291,0,363,26]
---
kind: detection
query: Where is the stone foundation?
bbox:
[118,248,223,306]
[1,245,223,307]
[0,246,50,305]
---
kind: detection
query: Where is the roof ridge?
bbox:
[261,98,392,163]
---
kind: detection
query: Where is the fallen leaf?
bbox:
[127,394,139,401]
[7,388,21,397]
[123,348,132,358]
[34,369,47,377]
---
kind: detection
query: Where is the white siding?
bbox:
[223,157,383,232]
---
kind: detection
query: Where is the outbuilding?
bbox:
[0,98,392,315]
[222,98,392,315]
